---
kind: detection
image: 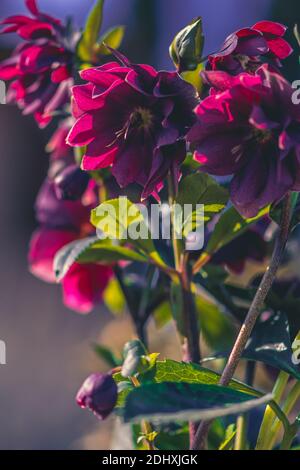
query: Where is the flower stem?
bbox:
[191,193,292,450]
[167,172,182,270]
[234,361,256,450]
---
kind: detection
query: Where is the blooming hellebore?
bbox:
[76,373,118,420]
[209,21,293,75]
[67,52,198,198]
[0,0,77,127]
[188,65,300,218]
[29,177,112,313]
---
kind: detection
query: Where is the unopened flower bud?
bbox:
[169,17,204,73]
[76,373,118,420]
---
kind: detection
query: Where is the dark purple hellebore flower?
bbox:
[76,373,118,420]
[212,229,267,274]
[209,21,293,75]
[188,65,300,218]
[54,164,90,201]
[67,53,198,198]
[0,0,76,127]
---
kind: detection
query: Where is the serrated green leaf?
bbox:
[53,236,147,281]
[77,0,104,62]
[205,205,269,256]
[145,359,260,397]
[91,198,166,267]
[123,382,273,423]
[96,25,125,55]
[175,173,228,238]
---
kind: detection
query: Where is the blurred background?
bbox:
[0,0,299,450]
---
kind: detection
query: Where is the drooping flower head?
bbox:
[209,21,293,75]
[76,373,118,420]
[0,0,77,127]
[67,52,198,198]
[29,177,112,313]
[188,65,300,217]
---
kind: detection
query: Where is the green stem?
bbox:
[256,371,290,450]
[167,172,182,270]
[234,361,256,450]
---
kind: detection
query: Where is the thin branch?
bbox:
[191,193,293,450]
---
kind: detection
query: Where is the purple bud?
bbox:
[76,373,118,420]
[54,164,90,201]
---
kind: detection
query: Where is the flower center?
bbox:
[252,127,273,145]
[128,107,153,131]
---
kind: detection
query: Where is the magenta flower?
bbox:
[188,65,300,217]
[76,373,118,420]
[67,54,198,198]
[29,179,112,313]
[209,21,293,75]
[0,0,75,127]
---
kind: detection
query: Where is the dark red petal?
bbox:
[29,228,76,283]
[26,0,39,16]
[82,146,118,171]
[66,113,95,146]
[236,27,261,38]
[0,61,20,80]
[18,22,53,39]
[51,65,70,83]
[62,263,112,314]
[267,37,293,60]
[193,131,247,176]
[252,21,287,37]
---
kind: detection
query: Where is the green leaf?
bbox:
[95,25,125,55]
[270,192,300,231]
[169,17,205,72]
[123,382,273,423]
[176,173,228,238]
[93,344,121,367]
[153,301,172,329]
[181,63,204,92]
[53,236,147,282]
[103,278,126,315]
[77,0,104,62]
[155,425,189,451]
[242,312,300,380]
[91,198,166,267]
[143,359,260,397]
[219,424,237,450]
[195,295,236,350]
[205,205,269,256]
